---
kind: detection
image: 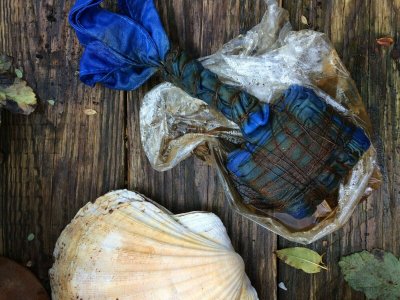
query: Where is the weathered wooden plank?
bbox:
[126,1,277,299]
[0,0,126,290]
[0,0,398,299]
[278,0,400,299]
[366,0,400,254]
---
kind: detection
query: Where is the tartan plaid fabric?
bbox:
[163,51,371,219]
[227,85,371,218]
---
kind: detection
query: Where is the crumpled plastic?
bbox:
[139,0,380,244]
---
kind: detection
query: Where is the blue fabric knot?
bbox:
[69,0,170,90]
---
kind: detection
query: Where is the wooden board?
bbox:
[279,1,400,299]
[0,0,399,299]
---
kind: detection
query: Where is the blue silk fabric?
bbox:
[226,85,370,218]
[69,0,170,90]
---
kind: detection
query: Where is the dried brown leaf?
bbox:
[376,37,394,47]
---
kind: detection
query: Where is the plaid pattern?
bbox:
[227,86,370,218]
[163,51,371,219]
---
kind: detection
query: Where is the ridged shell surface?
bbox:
[49,190,258,300]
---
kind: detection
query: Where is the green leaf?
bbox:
[339,249,400,300]
[14,68,23,78]
[276,247,327,274]
[0,78,37,114]
[0,53,37,115]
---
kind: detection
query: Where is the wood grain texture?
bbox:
[0,0,126,290]
[0,0,399,299]
[279,0,400,299]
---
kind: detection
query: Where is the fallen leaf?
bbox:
[27,233,35,241]
[15,68,23,78]
[47,99,55,106]
[276,247,327,274]
[0,54,37,116]
[301,15,308,25]
[0,79,37,114]
[376,37,394,47]
[339,249,400,300]
[84,108,97,115]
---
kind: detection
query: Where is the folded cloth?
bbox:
[226,85,370,219]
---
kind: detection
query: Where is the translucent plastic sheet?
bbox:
[140,0,380,244]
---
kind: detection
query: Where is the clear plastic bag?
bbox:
[140,0,380,244]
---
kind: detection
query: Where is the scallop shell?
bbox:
[49,190,258,300]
